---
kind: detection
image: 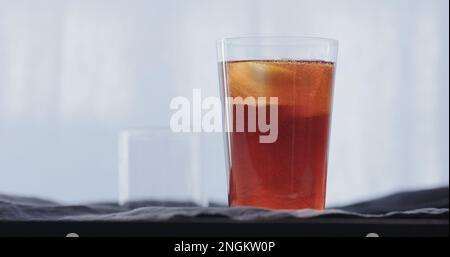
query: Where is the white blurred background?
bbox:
[0,0,448,206]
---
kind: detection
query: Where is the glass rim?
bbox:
[218,36,338,47]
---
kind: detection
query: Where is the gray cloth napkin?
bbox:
[0,187,448,221]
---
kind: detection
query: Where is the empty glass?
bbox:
[118,128,208,206]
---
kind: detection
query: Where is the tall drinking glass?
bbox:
[217,36,338,209]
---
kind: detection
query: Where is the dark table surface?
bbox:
[0,187,448,237]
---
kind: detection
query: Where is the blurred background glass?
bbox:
[118,128,208,206]
[0,0,448,206]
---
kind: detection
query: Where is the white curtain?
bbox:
[0,0,448,205]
